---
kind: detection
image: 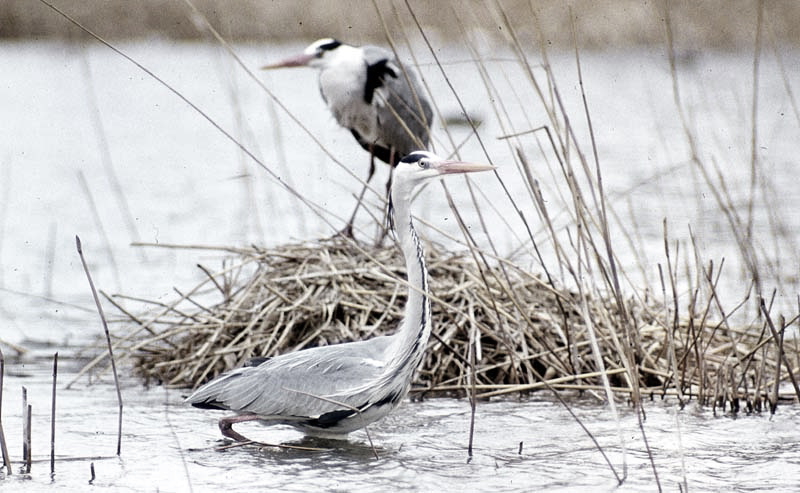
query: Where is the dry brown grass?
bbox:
[107,234,798,413]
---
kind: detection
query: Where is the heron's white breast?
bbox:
[318,50,380,143]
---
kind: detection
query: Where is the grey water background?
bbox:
[1,34,800,491]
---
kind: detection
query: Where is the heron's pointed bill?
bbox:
[261,53,315,70]
[432,160,496,175]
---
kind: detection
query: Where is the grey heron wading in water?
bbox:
[262,39,433,236]
[185,151,494,441]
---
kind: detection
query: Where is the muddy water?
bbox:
[1,41,800,491]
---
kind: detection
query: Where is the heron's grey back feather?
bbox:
[185,335,399,421]
[361,45,433,156]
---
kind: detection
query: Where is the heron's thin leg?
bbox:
[374,149,396,246]
[219,413,261,442]
[385,164,394,196]
[341,148,377,238]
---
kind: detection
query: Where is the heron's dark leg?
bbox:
[340,147,377,238]
[374,149,397,246]
[219,413,261,442]
[385,162,394,196]
[368,151,377,181]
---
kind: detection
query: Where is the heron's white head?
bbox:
[262,38,352,70]
[391,151,495,199]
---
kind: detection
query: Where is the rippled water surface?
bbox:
[3,354,800,492]
[1,39,800,491]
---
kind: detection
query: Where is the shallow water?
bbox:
[1,39,800,491]
[3,353,800,492]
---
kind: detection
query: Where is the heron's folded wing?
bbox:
[186,336,392,419]
[377,66,432,154]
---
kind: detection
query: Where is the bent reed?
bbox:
[116,234,797,413]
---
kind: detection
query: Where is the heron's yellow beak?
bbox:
[260,53,316,70]
[432,160,496,175]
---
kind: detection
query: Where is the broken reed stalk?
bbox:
[22,386,28,473]
[26,404,32,474]
[51,352,58,476]
[0,420,7,477]
[466,330,477,461]
[76,235,123,456]
[0,348,9,476]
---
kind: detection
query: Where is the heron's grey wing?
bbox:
[362,45,432,155]
[185,336,392,420]
[381,69,432,153]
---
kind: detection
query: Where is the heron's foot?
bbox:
[219,415,258,442]
[327,222,356,242]
[372,225,389,248]
[337,224,355,239]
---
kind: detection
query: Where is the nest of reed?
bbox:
[118,236,797,410]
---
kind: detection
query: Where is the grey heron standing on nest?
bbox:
[186,151,494,441]
[262,39,434,236]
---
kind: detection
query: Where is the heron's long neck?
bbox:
[388,191,431,370]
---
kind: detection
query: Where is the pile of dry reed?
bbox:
[114,235,798,410]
